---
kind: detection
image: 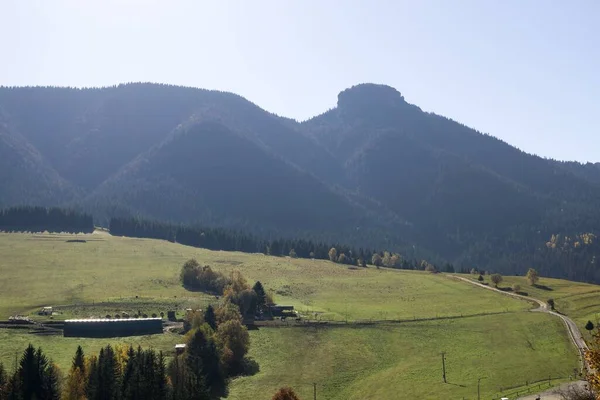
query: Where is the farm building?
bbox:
[38,306,53,316]
[175,344,187,354]
[63,318,163,338]
[267,304,296,318]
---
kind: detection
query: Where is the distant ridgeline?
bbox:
[0,206,94,233]
[109,216,449,272]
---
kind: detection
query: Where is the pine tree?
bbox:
[252,281,266,309]
[94,345,121,400]
[64,346,87,400]
[586,320,595,332]
[186,329,222,399]
[86,355,99,400]
[73,345,85,374]
[11,344,60,400]
[0,361,7,398]
[204,305,217,331]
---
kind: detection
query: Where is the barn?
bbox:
[63,318,163,337]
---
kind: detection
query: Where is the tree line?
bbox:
[0,206,93,233]
[110,216,444,271]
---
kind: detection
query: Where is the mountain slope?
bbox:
[86,120,374,237]
[302,84,600,273]
[0,83,599,281]
[0,111,77,207]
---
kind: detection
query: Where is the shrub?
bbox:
[180,259,230,293]
[272,387,301,400]
[512,284,521,293]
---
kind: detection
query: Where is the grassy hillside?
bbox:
[0,232,527,320]
[0,233,586,399]
[229,313,576,400]
[499,275,600,331]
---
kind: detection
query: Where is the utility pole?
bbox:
[313,382,317,400]
[441,352,447,383]
[477,377,486,400]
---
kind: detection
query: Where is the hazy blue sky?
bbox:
[1,1,598,162]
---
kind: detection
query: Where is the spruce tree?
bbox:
[204,305,217,331]
[0,361,7,397]
[252,281,266,309]
[185,329,218,399]
[73,345,85,374]
[586,320,595,332]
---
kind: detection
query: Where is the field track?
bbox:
[452,275,589,373]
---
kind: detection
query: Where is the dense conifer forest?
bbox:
[0,206,93,233]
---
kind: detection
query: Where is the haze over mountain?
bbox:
[1,83,599,281]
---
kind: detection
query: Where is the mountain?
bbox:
[0,83,598,281]
[0,109,77,207]
[87,120,369,235]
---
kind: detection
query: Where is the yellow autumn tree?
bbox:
[585,328,600,397]
[63,367,86,400]
[63,346,86,400]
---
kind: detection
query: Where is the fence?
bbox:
[491,375,577,399]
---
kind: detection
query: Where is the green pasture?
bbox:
[471,273,600,331]
[0,232,592,399]
[228,312,579,400]
[0,233,527,321]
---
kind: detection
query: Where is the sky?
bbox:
[1,0,598,162]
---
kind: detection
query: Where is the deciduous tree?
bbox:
[216,319,250,375]
[272,386,301,400]
[372,253,383,268]
[328,247,337,262]
[491,274,503,287]
[64,346,86,400]
[526,268,539,286]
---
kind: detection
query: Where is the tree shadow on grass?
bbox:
[533,284,554,291]
[240,357,260,376]
[446,382,467,388]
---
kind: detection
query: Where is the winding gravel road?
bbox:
[452,275,589,373]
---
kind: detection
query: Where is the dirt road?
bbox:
[452,275,589,373]
[516,380,589,400]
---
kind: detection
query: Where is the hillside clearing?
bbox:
[0,233,527,320]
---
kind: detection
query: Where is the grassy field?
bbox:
[0,232,589,399]
[0,232,528,321]
[471,273,600,331]
[0,330,181,373]
[229,312,578,400]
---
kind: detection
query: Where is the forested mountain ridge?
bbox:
[0,108,78,206]
[0,83,598,281]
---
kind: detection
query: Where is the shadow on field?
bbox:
[446,382,467,388]
[533,284,554,291]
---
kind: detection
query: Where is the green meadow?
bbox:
[0,233,588,398]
